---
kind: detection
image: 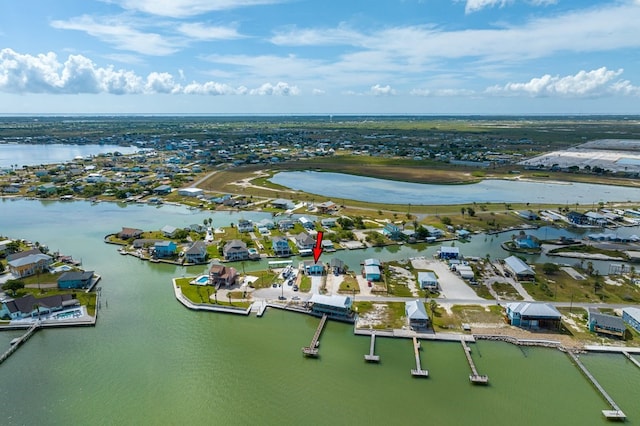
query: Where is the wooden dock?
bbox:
[302,314,328,357]
[623,351,640,370]
[461,340,488,384]
[364,332,380,362]
[567,351,626,421]
[410,337,429,377]
[0,322,40,366]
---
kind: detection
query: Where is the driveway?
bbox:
[410,257,482,301]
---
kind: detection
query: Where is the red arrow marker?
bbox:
[313,231,324,263]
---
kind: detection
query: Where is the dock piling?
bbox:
[461,340,488,385]
[410,337,429,377]
[364,332,380,362]
[302,314,328,357]
[567,351,626,421]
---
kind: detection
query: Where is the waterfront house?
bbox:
[153,184,172,195]
[309,294,352,319]
[503,256,535,280]
[622,307,640,333]
[299,216,315,230]
[317,201,337,214]
[161,225,178,238]
[223,240,249,261]
[439,246,460,260]
[237,219,254,233]
[383,223,402,241]
[57,270,94,289]
[567,211,588,225]
[425,226,444,238]
[256,218,275,230]
[518,210,540,221]
[363,264,381,282]
[302,260,325,276]
[295,232,316,251]
[405,300,430,330]
[154,241,177,258]
[584,211,607,227]
[417,271,439,290]
[514,234,540,249]
[506,302,561,330]
[0,239,13,254]
[0,293,78,320]
[177,187,204,197]
[456,229,471,239]
[184,241,207,264]
[320,217,337,228]
[209,264,238,288]
[118,227,143,240]
[36,183,57,196]
[271,236,292,257]
[329,258,347,275]
[278,219,295,231]
[587,311,626,339]
[271,198,294,210]
[133,238,163,249]
[7,250,53,278]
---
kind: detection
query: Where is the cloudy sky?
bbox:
[1,0,639,114]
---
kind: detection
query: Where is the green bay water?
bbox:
[0,199,638,425]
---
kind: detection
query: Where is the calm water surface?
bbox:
[271,171,640,205]
[0,144,142,168]
[0,199,638,425]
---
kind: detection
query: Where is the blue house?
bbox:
[506,302,561,329]
[302,260,325,276]
[514,234,540,249]
[382,223,402,240]
[623,307,640,333]
[272,236,292,257]
[438,246,460,260]
[57,270,94,289]
[588,311,626,339]
[363,265,381,281]
[154,241,177,258]
[417,271,438,290]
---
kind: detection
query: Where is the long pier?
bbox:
[461,340,488,384]
[0,322,40,366]
[410,337,429,377]
[364,333,380,362]
[302,314,328,357]
[567,351,626,421]
[623,351,640,370]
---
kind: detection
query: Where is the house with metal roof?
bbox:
[417,271,438,290]
[503,255,535,280]
[7,252,53,278]
[439,246,460,260]
[223,240,249,261]
[506,302,562,329]
[623,307,640,333]
[57,270,94,289]
[309,294,352,319]
[405,300,430,330]
[588,311,626,339]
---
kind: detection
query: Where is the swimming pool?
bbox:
[53,309,82,320]
[192,275,210,285]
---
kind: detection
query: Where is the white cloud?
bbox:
[464,0,557,14]
[465,0,511,14]
[177,22,245,41]
[51,15,179,56]
[0,48,300,96]
[312,89,325,95]
[249,82,299,96]
[487,67,640,97]
[369,84,396,96]
[410,88,476,96]
[106,0,284,18]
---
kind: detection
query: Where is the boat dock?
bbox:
[567,351,626,421]
[461,340,488,384]
[302,314,328,357]
[364,333,380,362]
[623,351,640,370]
[410,337,429,377]
[0,322,40,366]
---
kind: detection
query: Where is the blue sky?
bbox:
[1,0,639,114]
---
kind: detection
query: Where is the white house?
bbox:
[178,187,204,197]
[417,271,438,290]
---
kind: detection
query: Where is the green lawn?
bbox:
[338,275,360,293]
